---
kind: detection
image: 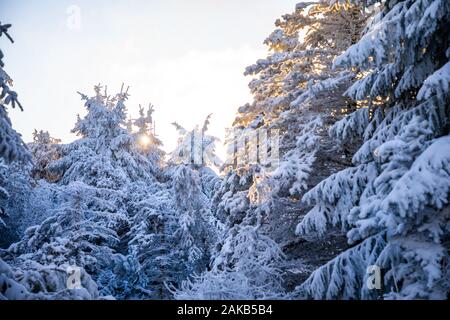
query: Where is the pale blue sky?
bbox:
[2,0,298,158]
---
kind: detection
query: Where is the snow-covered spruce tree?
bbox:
[132,103,165,173]
[174,137,285,298]
[164,117,233,297]
[49,84,155,187]
[124,116,224,299]
[175,164,286,299]
[213,1,367,244]
[170,165,212,272]
[0,21,30,230]
[169,115,223,231]
[113,104,178,299]
[170,118,223,265]
[0,23,29,164]
[187,2,369,299]
[295,0,450,299]
[0,21,31,299]
[0,22,26,299]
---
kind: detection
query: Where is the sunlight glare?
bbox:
[138,134,152,148]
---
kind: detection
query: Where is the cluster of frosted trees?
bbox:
[0,24,222,297]
[174,0,449,300]
[0,83,223,299]
[1,0,449,300]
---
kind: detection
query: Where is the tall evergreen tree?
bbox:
[192,2,369,300]
[0,22,29,164]
[126,117,222,299]
[215,1,367,242]
[295,0,450,299]
[169,118,223,280]
[132,103,165,172]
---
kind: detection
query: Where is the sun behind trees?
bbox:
[1,0,449,300]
